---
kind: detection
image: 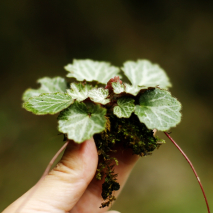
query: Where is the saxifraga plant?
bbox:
[20,59,210,212]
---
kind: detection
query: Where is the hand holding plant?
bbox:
[3,137,139,213]
[3,59,210,213]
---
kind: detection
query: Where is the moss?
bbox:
[94,114,161,208]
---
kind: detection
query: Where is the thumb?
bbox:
[3,138,98,213]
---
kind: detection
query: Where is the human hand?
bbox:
[3,138,139,213]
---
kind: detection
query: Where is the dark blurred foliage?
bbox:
[0,0,213,212]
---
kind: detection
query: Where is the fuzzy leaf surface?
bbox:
[65,59,120,84]
[88,88,110,104]
[113,97,135,118]
[135,88,181,131]
[23,93,74,115]
[122,60,172,89]
[124,83,148,96]
[67,83,92,101]
[58,101,107,143]
[23,77,67,101]
[112,82,125,94]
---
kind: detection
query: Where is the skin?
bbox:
[3,138,139,213]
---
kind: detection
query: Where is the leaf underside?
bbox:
[22,77,67,101]
[122,60,172,89]
[135,88,181,131]
[113,97,135,118]
[23,93,74,115]
[65,59,121,84]
[58,101,107,143]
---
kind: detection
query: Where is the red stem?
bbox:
[164,132,211,213]
[15,141,69,213]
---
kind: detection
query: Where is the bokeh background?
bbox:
[0,0,213,212]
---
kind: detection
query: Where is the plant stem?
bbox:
[15,141,69,213]
[164,132,210,213]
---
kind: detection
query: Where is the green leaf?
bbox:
[67,82,92,101]
[65,59,121,84]
[122,60,172,89]
[112,82,125,94]
[88,88,110,104]
[23,93,74,115]
[113,97,135,118]
[124,83,148,96]
[22,77,67,101]
[135,88,181,131]
[58,101,107,143]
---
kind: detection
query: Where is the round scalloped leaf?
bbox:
[122,60,172,89]
[58,101,107,143]
[67,82,92,101]
[23,93,74,115]
[113,97,135,118]
[88,88,110,105]
[135,88,181,131]
[112,81,125,94]
[64,59,121,84]
[23,77,67,101]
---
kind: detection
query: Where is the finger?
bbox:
[3,138,98,213]
[70,146,139,213]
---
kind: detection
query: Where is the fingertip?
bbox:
[58,138,98,181]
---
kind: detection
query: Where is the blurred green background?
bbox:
[0,0,213,212]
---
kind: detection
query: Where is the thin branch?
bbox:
[164,132,210,213]
[15,141,69,213]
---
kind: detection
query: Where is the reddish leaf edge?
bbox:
[164,132,211,213]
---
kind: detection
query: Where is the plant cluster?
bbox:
[22,59,182,207]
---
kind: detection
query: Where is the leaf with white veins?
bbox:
[135,88,181,131]
[58,101,107,143]
[112,81,125,94]
[88,88,110,104]
[67,82,92,101]
[122,60,172,89]
[124,83,148,96]
[65,59,121,84]
[23,93,74,115]
[23,77,67,101]
[113,97,135,118]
